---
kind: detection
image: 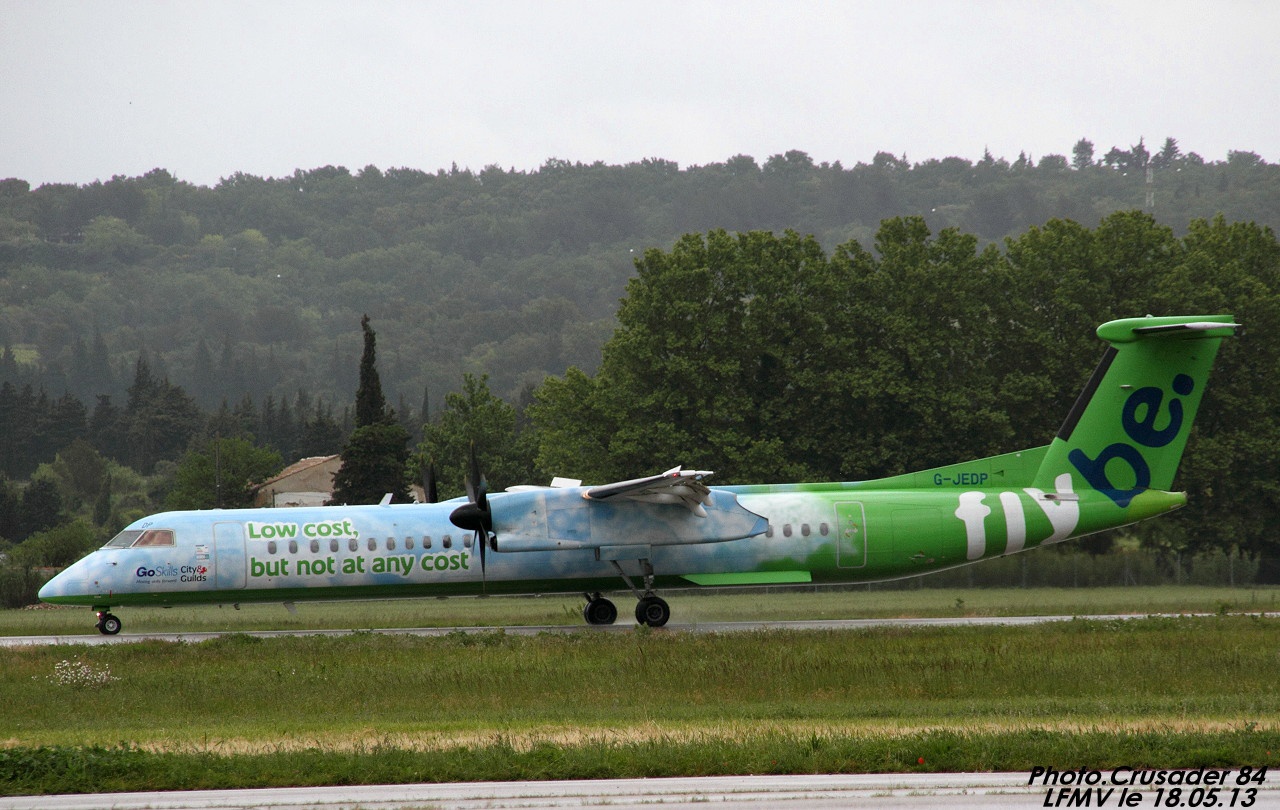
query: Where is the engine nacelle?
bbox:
[489,487,768,553]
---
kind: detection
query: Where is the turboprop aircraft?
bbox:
[40,314,1240,634]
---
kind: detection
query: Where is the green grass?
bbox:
[5,585,1277,635]
[2,615,1279,794]
[3,729,1277,795]
[4,590,1279,794]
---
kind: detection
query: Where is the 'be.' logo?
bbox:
[1068,374,1194,507]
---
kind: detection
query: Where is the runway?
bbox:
[0,612,1229,647]
[17,771,1280,810]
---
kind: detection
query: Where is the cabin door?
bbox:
[214,522,247,590]
[834,501,867,568]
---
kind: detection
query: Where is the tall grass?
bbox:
[4,728,1277,796]
[3,617,1276,746]
[3,613,1277,794]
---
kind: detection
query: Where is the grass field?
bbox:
[2,588,1279,795]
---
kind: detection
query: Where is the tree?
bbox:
[12,519,99,569]
[18,477,63,540]
[123,356,204,472]
[0,475,19,542]
[1152,137,1181,169]
[165,437,283,510]
[327,422,412,505]
[329,316,412,504]
[1071,138,1095,170]
[44,438,109,510]
[1142,216,1280,560]
[354,314,389,428]
[533,229,857,483]
[419,373,535,497]
[92,473,112,527]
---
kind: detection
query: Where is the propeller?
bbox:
[448,447,493,585]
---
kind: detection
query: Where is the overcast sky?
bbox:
[3,0,1277,188]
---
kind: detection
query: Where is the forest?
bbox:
[1,136,1279,600]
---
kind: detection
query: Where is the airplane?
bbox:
[39,314,1240,635]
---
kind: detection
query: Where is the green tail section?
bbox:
[1032,315,1239,504]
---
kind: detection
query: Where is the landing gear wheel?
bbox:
[96,612,121,635]
[635,595,670,628]
[582,594,618,625]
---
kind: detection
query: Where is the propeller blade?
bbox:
[451,443,495,591]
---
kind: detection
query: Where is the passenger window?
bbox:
[443,535,453,549]
[423,536,432,549]
[782,525,793,538]
[349,538,358,552]
[765,526,775,538]
[288,540,298,554]
[386,538,395,551]
[819,523,829,536]
[801,524,811,537]
[268,541,277,555]
[330,539,339,553]
[463,534,473,549]
[367,538,377,551]
[310,539,320,554]
[405,537,414,550]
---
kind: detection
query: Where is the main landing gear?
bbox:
[95,610,122,635]
[581,558,672,628]
[582,593,618,625]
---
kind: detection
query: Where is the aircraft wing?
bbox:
[584,466,714,516]
[492,465,766,552]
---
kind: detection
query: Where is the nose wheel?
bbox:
[95,611,122,635]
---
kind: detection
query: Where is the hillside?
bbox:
[2,140,1276,417]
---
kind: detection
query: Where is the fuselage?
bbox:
[37,451,1185,611]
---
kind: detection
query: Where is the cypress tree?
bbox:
[354,314,389,427]
[329,316,411,504]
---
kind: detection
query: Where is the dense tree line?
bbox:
[530,213,1280,563]
[1,139,1276,420]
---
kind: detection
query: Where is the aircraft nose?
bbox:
[37,572,62,601]
[37,560,89,604]
[38,569,71,600]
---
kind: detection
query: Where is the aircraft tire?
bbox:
[583,597,618,625]
[97,613,122,635]
[635,596,670,628]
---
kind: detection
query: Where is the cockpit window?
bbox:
[134,529,176,547]
[104,530,143,548]
[103,529,175,548]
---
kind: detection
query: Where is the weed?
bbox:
[42,657,118,688]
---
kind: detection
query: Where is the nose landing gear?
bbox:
[95,610,122,635]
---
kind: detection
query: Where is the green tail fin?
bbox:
[1033,315,1239,505]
